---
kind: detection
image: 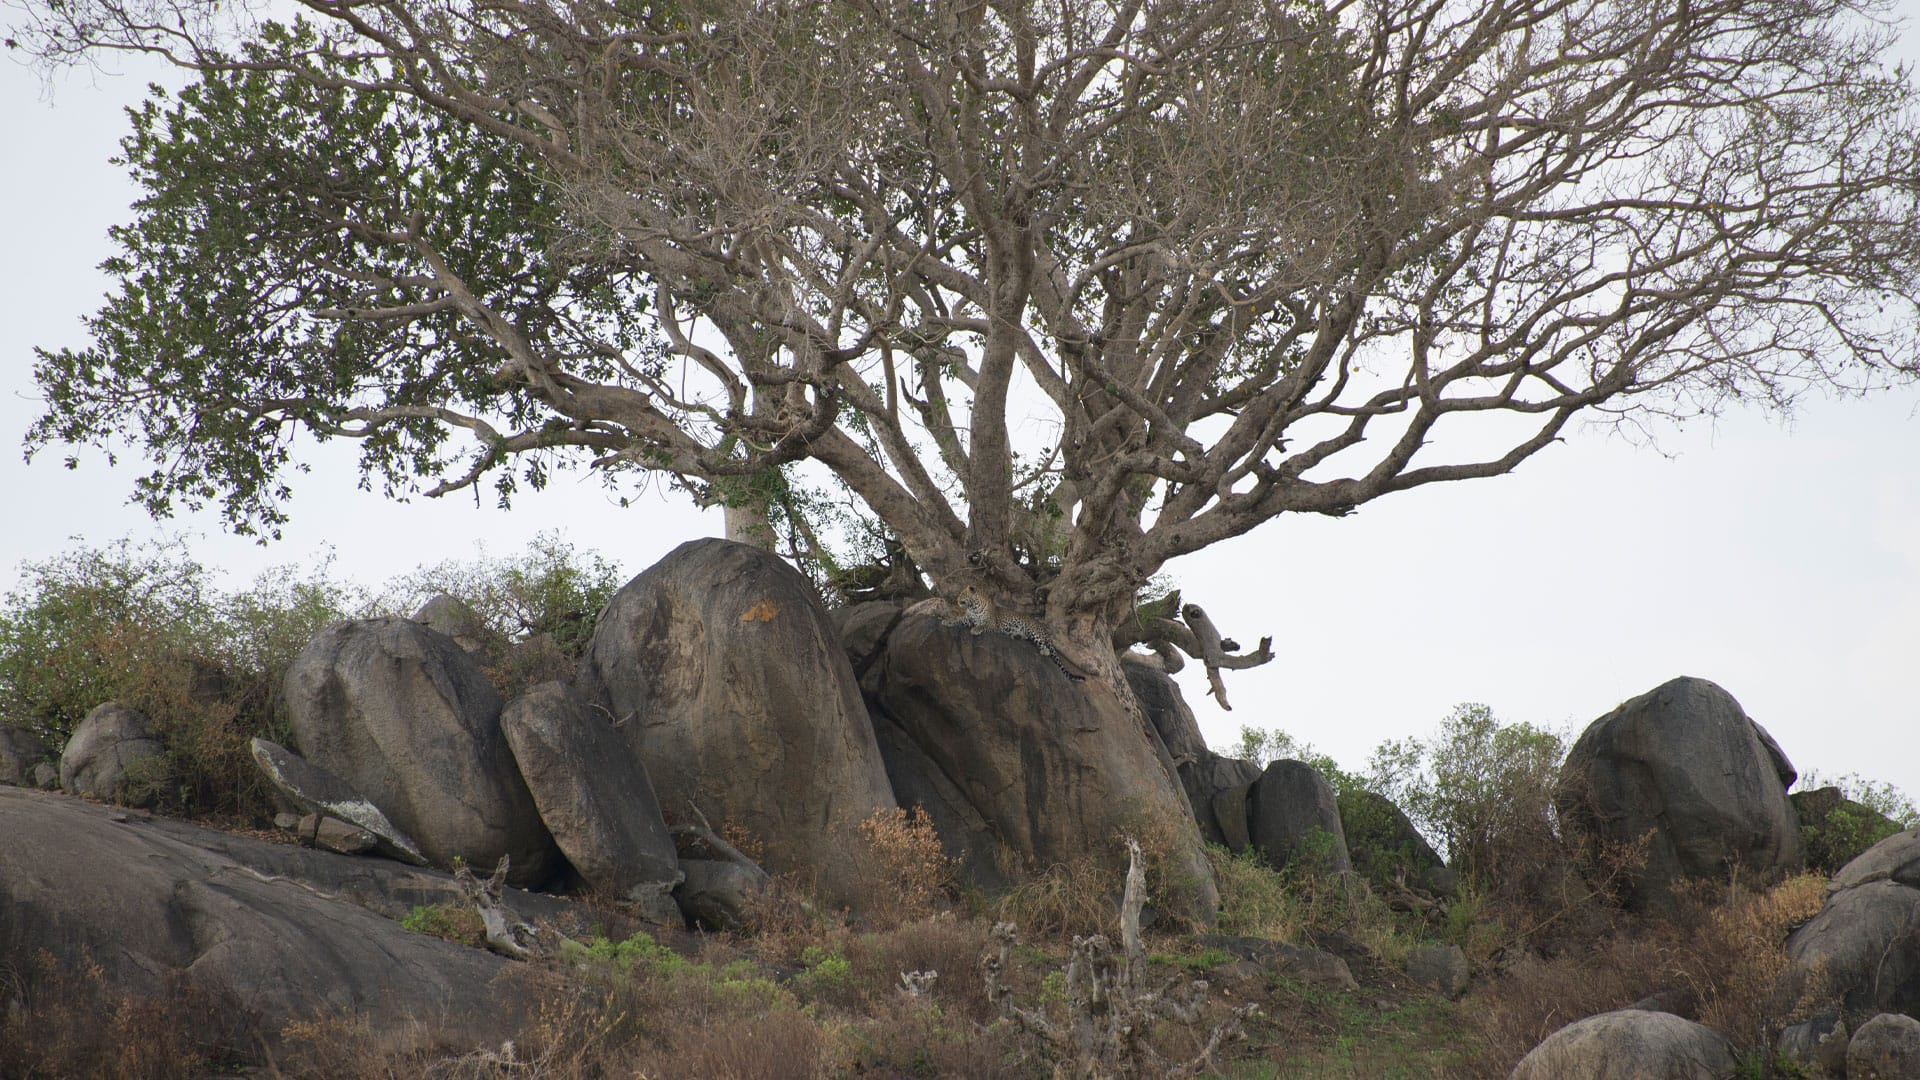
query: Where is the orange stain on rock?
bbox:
[740,600,780,622]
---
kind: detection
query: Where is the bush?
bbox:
[1368,703,1565,886]
[0,538,363,816]
[1792,772,1918,874]
[386,532,625,695]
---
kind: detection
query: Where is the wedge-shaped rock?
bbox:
[251,736,426,865]
[501,681,681,922]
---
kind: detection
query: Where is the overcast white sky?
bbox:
[4,21,1917,803]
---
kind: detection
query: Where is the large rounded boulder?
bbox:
[1510,1010,1736,1080]
[59,701,168,807]
[577,539,896,907]
[1247,759,1351,875]
[867,608,1218,920]
[1785,828,1920,1019]
[1555,676,1801,912]
[285,617,558,886]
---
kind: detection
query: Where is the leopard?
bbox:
[948,585,1086,683]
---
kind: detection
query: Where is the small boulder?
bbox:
[0,726,53,787]
[1246,759,1351,875]
[294,814,378,855]
[1406,943,1469,999]
[60,702,168,806]
[674,858,767,931]
[1509,1009,1736,1080]
[1847,1013,1920,1080]
[500,681,682,922]
[1776,1011,1848,1077]
[412,593,497,655]
[1555,676,1801,912]
[31,761,58,790]
[1195,934,1358,992]
[285,617,557,886]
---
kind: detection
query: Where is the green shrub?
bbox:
[1792,772,1918,874]
[400,903,486,947]
[1367,704,1565,886]
[0,538,363,815]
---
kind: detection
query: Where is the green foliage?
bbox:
[796,944,854,993]
[30,19,660,536]
[400,903,485,947]
[387,532,624,658]
[1791,771,1918,874]
[0,537,363,814]
[1367,704,1565,883]
[1233,725,1366,794]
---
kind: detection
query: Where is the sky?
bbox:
[3,22,1917,804]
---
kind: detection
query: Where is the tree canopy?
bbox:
[15,0,1920,666]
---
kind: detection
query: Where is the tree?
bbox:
[14,0,1920,694]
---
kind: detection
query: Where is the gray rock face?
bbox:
[285,617,557,886]
[0,786,534,1055]
[1555,676,1801,912]
[1785,878,1920,1019]
[1246,759,1351,875]
[1509,1010,1736,1080]
[578,539,896,907]
[251,736,427,865]
[1406,943,1469,999]
[0,725,53,787]
[867,608,1218,920]
[1830,827,1920,891]
[1848,1013,1920,1080]
[673,858,767,931]
[500,681,681,920]
[1127,663,1264,848]
[59,702,167,806]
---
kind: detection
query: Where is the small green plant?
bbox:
[400,904,485,948]
[797,944,853,992]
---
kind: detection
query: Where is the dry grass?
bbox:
[853,806,959,928]
[0,951,259,1080]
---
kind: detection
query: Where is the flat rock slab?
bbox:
[252,736,427,865]
[0,786,541,1055]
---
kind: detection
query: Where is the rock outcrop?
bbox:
[0,787,541,1055]
[578,540,896,907]
[1509,1009,1736,1080]
[59,701,167,806]
[1555,676,1801,912]
[285,617,558,886]
[500,681,681,921]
